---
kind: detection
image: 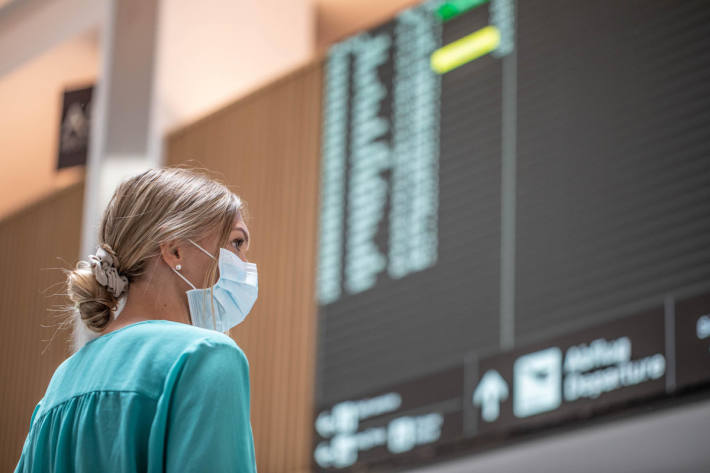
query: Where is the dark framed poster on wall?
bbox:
[57,84,93,169]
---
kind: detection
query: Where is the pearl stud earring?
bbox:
[175,264,182,271]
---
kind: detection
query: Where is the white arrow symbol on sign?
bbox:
[473,369,509,422]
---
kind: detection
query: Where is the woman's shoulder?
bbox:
[130,319,238,343]
[64,320,238,358]
[43,321,246,409]
[119,320,247,366]
[155,321,245,356]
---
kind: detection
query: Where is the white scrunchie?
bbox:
[89,247,129,298]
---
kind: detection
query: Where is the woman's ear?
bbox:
[159,240,183,271]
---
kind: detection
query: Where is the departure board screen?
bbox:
[317,0,509,405]
[315,1,710,466]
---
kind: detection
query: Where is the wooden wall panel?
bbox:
[0,181,84,471]
[165,61,323,473]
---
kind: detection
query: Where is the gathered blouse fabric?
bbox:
[14,320,257,473]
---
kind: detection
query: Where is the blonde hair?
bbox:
[66,167,242,333]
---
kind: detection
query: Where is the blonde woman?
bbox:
[14,168,258,472]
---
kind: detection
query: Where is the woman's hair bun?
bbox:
[67,261,119,332]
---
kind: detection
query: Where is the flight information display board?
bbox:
[314,0,710,470]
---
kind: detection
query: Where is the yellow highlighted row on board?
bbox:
[430,25,501,74]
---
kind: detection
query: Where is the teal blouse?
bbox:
[14,320,257,473]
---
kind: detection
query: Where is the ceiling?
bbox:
[314,0,421,50]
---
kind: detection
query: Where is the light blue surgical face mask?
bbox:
[171,238,258,332]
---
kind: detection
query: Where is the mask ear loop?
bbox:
[187,238,219,330]
[168,239,215,290]
[172,267,197,290]
[187,238,217,260]
[170,265,199,325]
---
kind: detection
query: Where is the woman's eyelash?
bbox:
[232,238,244,249]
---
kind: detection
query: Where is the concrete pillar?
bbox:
[80,0,159,258]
